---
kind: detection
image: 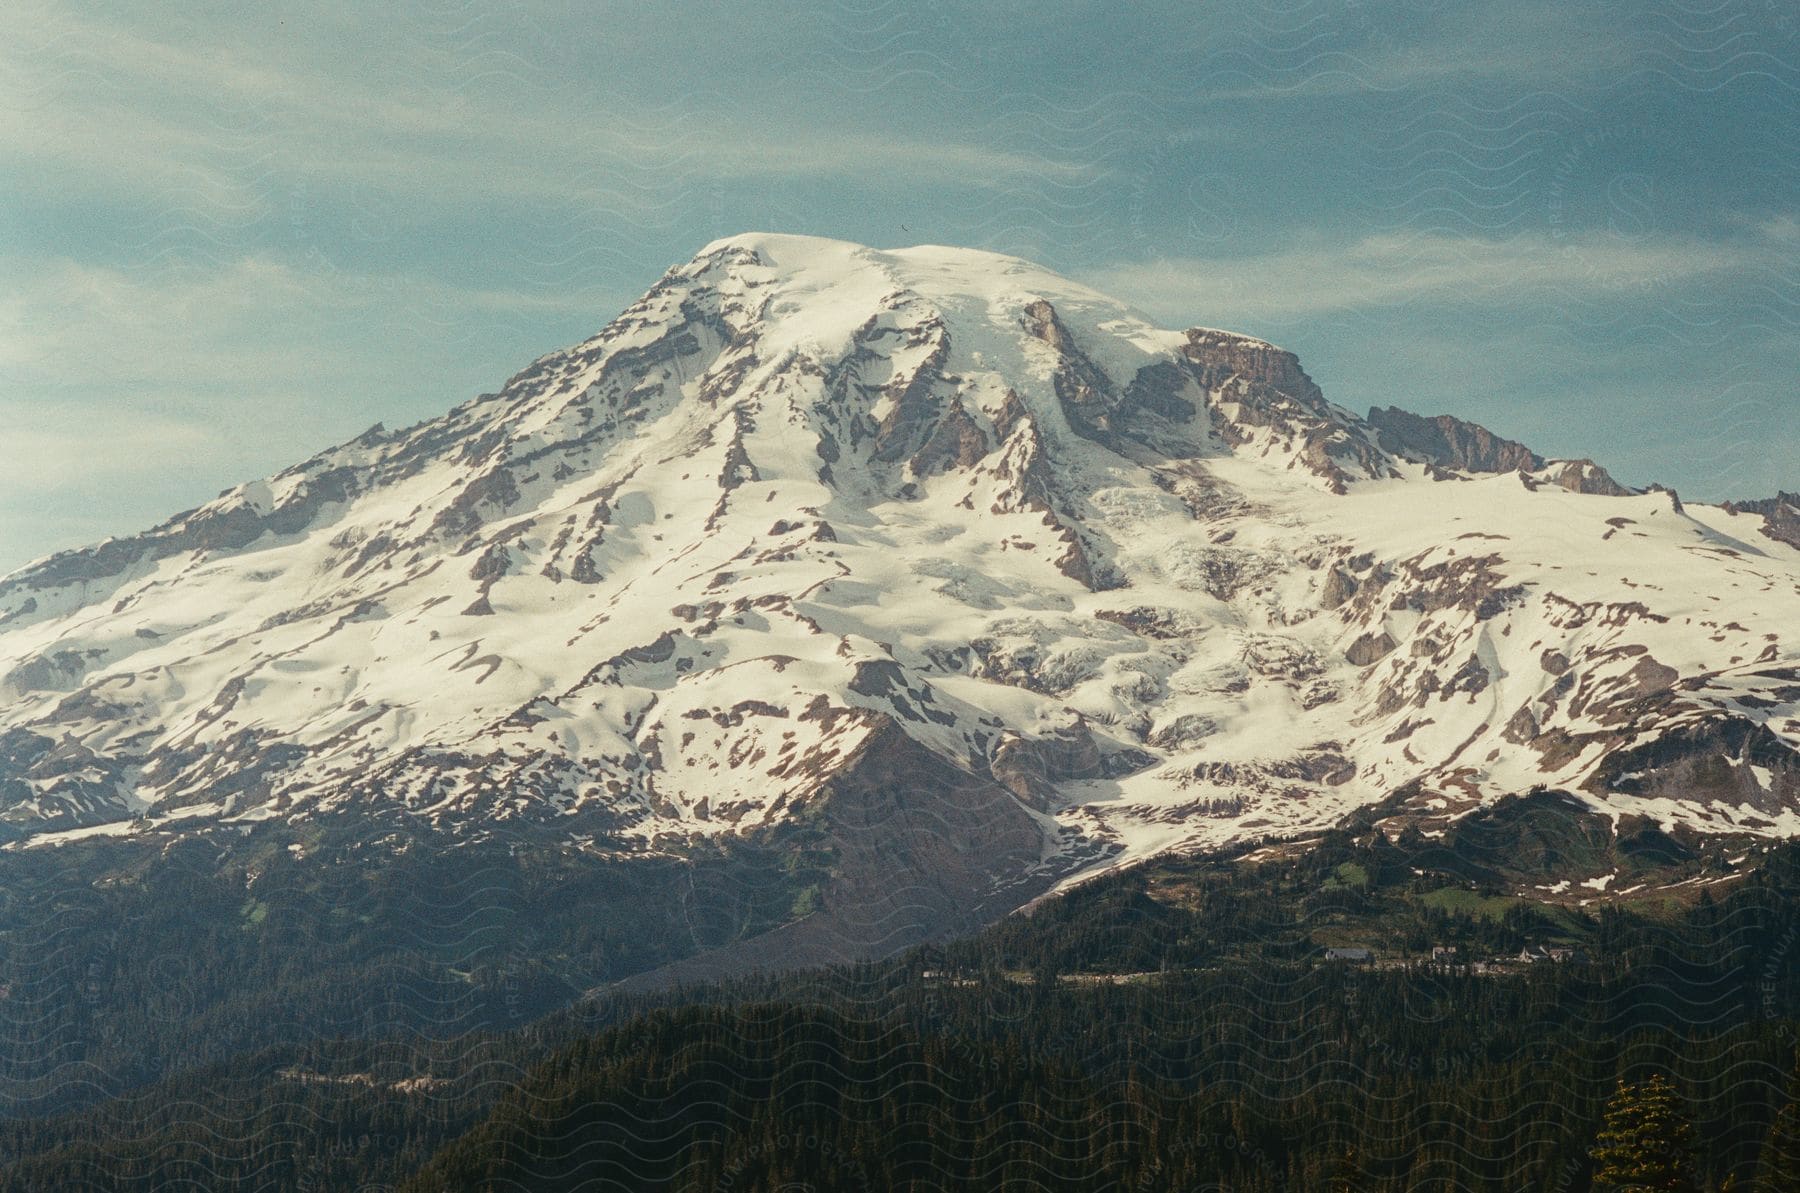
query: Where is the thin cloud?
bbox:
[3,2,1093,215]
[1193,1,1637,100]
[0,254,634,569]
[1081,229,1766,325]
[0,256,626,388]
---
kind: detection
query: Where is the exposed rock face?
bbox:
[1729,492,1800,551]
[1178,329,1390,494]
[1596,716,1799,821]
[1764,495,1800,549]
[1021,299,1122,439]
[1366,406,1542,473]
[614,713,1073,990]
[1180,330,1325,405]
[0,232,1794,949]
[1347,631,1398,666]
[1362,407,1646,500]
[11,467,363,595]
[1547,458,1634,497]
[910,398,990,476]
[1120,360,1199,421]
[1147,713,1218,750]
[1319,567,1358,610]
[989,721,1102,807]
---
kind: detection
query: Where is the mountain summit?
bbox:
[2,234,1796,933]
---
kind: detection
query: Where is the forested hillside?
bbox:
[5,796,1799,1190]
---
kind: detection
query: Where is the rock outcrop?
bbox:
[1367,406,1542,473]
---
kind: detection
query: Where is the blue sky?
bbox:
[3,0,1796,571]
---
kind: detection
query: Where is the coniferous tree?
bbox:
[1590,1074,1698,1193]
[1762,1050,1800,1193]
[1327,1143,1365,1193]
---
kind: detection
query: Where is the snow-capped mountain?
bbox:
[3,233,1797,895]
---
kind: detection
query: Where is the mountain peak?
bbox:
[683,231,1159,336]
[694,230,1084,284]
[0,237,1794,913]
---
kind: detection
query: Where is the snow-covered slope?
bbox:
[2,233,1797,891]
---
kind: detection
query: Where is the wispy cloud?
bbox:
[0,253,629,568]
[1192,1,1637,100]
[1081,228,1769,326]
[2,2,1092,218]
[1754,213,1800,244]
[0,255,624,388]
[3,0,1793,570]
